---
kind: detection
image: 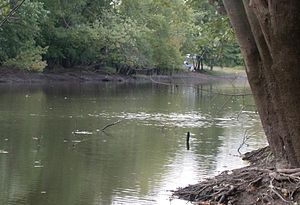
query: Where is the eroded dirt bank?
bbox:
[0,67,246,84]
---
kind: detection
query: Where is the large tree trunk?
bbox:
[222,0,300,168]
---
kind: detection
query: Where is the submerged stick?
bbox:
[186,132,190,150]
[102,120,122,131]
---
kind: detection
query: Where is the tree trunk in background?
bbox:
[222,0,300,168]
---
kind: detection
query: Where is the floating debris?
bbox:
[71,140,82,143]
[214,117,233,121]
[72,131,93,135]
[34,160,41,164]
[0,150,8,154]
[34,160,43,168]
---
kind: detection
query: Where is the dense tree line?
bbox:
[0,0,242,72]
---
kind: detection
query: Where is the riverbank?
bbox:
[0,67,247,85]
[173,147,300,205]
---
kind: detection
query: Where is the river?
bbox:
[0,82,267,205]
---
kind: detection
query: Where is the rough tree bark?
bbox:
[222,0,300,168]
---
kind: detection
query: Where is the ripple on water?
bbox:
[72,130,93,135]
[87,110,260,130]
[113,111,212,128]
[112,189,157,205]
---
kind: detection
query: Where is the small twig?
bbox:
[269,178,293,203]
[214,96,233,115]
[248,176,263,188]
[290,186,300,198]
[236,105,245,120]
[260,193,274,203]
[271,177,296,202]
[62,16,70,28]
[238,129,250,155]
[101,120,122,131]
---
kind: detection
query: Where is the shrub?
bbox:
[4,45,48,72]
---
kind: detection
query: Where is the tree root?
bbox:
[174,168,300,204]
[173,147,300,205]
[277,168,300,174]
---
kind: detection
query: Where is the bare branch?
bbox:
[238,129,250,155]
[101,120,122,131]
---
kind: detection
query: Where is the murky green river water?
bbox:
[0,82,267,205]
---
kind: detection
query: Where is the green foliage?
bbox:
[39,0,193,71]
[185,0,242,68]
[119,0,194,70]
[0,0,48,71]
[97,10,152,68]
[0,0,242,72]
[4,43,48,72]
[0,0,10,19]
[42,23,105,67]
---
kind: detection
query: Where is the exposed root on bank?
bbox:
[173,147,300,205]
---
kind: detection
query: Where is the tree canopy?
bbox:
[0,0,242,72]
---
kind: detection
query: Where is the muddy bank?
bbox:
[173,147,300,205]
[0,67,246,85]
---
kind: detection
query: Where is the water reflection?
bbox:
[0,82,267,205]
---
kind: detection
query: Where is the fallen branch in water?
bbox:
[101,120,122,131]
